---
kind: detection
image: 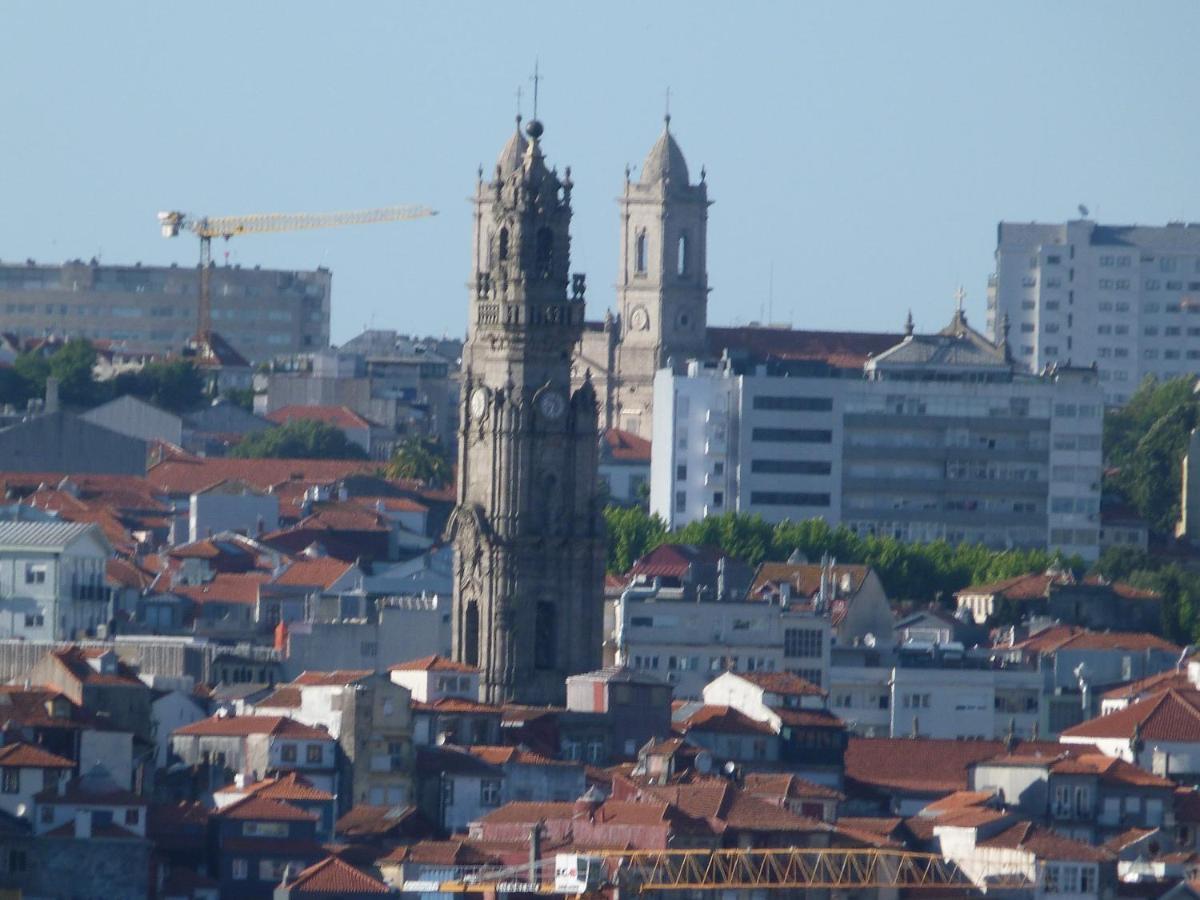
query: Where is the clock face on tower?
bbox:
[470,387,489,418]
[537,389,566,419]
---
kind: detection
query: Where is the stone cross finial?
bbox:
[529,60,542,120]
[954,285,967,313]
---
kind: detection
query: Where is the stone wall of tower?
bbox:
[449,121,606,706]
[612,126,710,439]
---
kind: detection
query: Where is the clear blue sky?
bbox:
[2,2,1197,344]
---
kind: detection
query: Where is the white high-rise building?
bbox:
[651,308,1105,560]
[989,219,1200,405]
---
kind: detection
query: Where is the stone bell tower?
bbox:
[613,116,711,438]
[448,116,606,706]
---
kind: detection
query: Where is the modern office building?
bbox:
[0,259,331,362]
[989,219,1200,405]
[650,308,1104,560]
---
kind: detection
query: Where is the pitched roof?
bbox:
[173,714,331,740]
[390,654,477,674]
[290,670,374,687]
[628,543,728,580]
[171,572,269,606]
[639,781,829,834]
[284,855,390,894]
[216,794,318,823]
[1101,669,1193,701]
[675,705,775,736]
[979,821,1113,862]
[1061,688,1200,742]
[735,671,826,698]
[266,405,375,430]
[218,772,334,803]
[749,562,871,600]
[1006,624,1180,655]
[146,457,379,497]
[602,428,652,463]
[256,686,303,709]
[335,804,425,839]
[1049,753,1175,788]
[467,746,580,768]
[0,741,74,769]
[0,520,103,551]
[272,557,354,589]
[845,737,1071,795]
[740,772,843,802]
[48,647,144,688]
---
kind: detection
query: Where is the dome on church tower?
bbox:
[640,117,689,186]
[496,117,529,178]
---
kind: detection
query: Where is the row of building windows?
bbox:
[749,491,831,507]
[751,395,834,412]
[751,428,832,444]
[750,459,832,475]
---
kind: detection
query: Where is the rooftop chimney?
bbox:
[44,377,59,414]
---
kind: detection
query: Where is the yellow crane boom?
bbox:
[156,204,437,339]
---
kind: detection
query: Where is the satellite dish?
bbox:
[723,760,737,776]
[14,803,26,820]
[1078,204,1090,217]
[863,633,877,648]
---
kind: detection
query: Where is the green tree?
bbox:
[231,419,368,460]
[48,339,99,406]
[223,388,256,412]
[112,360,205,414]
[603,505,668,574]
[384,435,453,486]
[12,352,49,402]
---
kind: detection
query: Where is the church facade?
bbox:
[448,117,607,705]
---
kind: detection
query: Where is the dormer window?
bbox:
[635,231,647,275]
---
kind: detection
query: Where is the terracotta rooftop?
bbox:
[1061,688,1200,742]
[173,714,332,740]
[749,562,871,600]
[1049,753,1175,788]
[335,803,425,839]
[48,647,144,688]
[602,428,652,463]
[0,741,74,769]
[147,457,379,497]
[706,325,903,370]
[979,820,1113,862]
[846,737,1071,796]
[741,771,843,802]
[391,654,478,674]
[1005,624,1180,655]
[218,772,334,803]
[958,570,1159,602]
[216,794,318,823]
[675,705,775,736]
[736,671,826,697]
[467,746,580,768]
[628,543,728,580]
[1101,669,1194,701]
[256,686,302,709]
[290,669,374,687]
[266,405,375,431]
[171,572,269,606]
[271,557,354,589]
[284,855,390,894]
[640,781,829,835]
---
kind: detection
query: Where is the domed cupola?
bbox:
[495,116,529,179]
[640,115,690,187]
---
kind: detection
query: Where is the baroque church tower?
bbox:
[448,117,606,706]
[613,116,710,438]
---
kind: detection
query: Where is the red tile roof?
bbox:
[218,772,334,803]
[411,697,499,714]
[174,714,332,740]
[147,457,379,497]
[1101,670,1193,701]
[267,405,375,430]
[740,772,843,802]
[272,557,354,589]
[603,428,652,463]
[467,746,580,768]
[1062,688,1200,742]
[749,562,871,601]
[775,708,844,729]
[0,741,74,769]
[639,781,829,834]
[674,705,775,736]
[920,790,997,814]
[391,654,478,674]
[628,544,727,580]
[846,737,1071,795]
[736,671,826,697]
[290,670,374,687]
[335,804,425,839]
[256,686,303,709]
[979,821,1113,861]
[960,571,1159,602]
[171,572,269,606]
[1006,624,1180,655]
[350,495,428,514]
[1049,753,1174,788]
[284,855,390,894]
[389,839,503,867]
[216,794,318,823]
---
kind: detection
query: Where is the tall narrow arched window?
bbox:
[677,232,689,276]
[498,227,509,261]
[535,227,554,277]
[635,231,647,274]
[534,601,557,670]
[464,600,480,667]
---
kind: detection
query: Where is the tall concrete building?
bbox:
[989,219,1200,405]
[651,307,1105,560]
[575,118,710,439]
[0,259,331,362]
[448,118,606,705]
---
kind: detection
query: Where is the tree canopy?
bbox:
[384,435,453,486]
[604,506,1075,607]
[1105,375,1200,533]
[1091,546,1200,644]
[230,419,368,460]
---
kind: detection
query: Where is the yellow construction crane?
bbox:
[399,847,1007,895]
[157,204,437,338]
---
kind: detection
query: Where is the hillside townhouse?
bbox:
[211,794,326,900]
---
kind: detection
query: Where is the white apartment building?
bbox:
[651,309,1104,559]
[0,520,113,640]
[609,586,832,698]
[989,219,1200,406]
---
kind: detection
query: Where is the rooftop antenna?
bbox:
[515,84,523,120]
[529,59,542,120]
[665,85,672,127]
[954,285,967,315]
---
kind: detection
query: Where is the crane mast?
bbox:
[157,204,436,339]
